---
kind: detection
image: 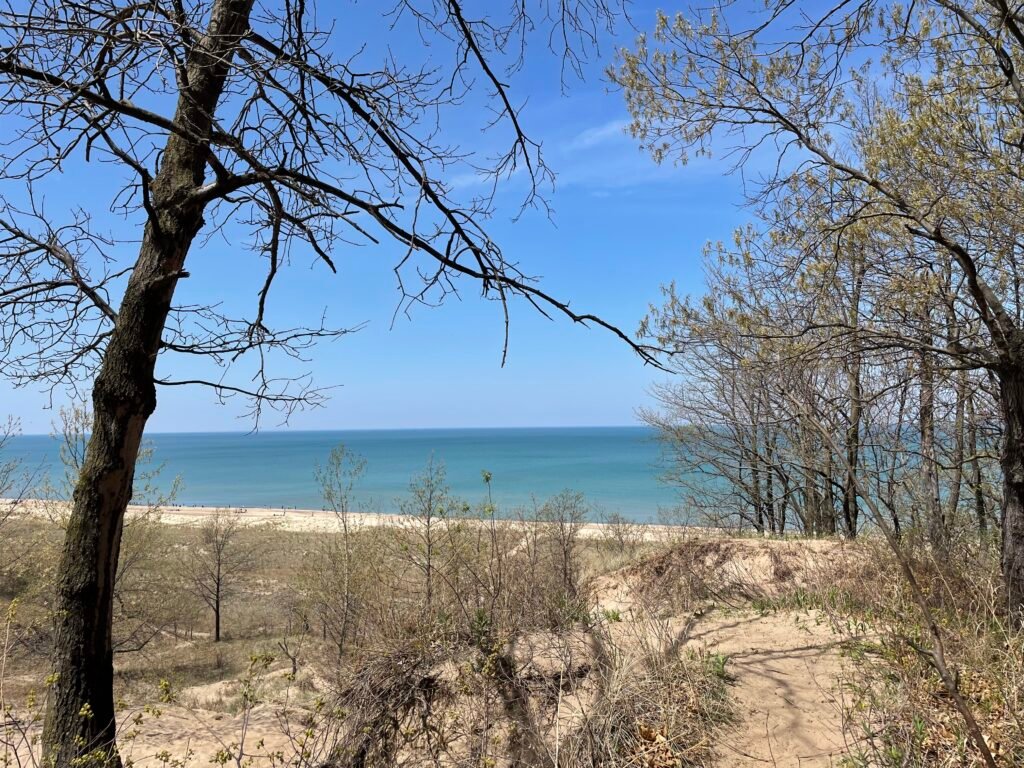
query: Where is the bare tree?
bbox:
[309,444,366,657]
[0,0,656,759]
[541,490,588,605]
[181,510,257,643]
[397,457,452,621]
[641,222,1005,548]
[600,511,641,554]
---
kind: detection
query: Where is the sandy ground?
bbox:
[695,610,850,767]
[106,568,855,768]
[2,695,313,767]
[593,537,855,767]
[128,585,853,768]
[3,505,855,766]
[6,497,715,540]
[74,617,850,767]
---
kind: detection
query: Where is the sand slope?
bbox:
[696,609,849,766]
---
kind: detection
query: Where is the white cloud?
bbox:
[563,119,631,151]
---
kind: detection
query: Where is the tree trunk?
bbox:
[845,264,865,538]
[967,391,988,541]
[946,370,968,532]
[214,597,222,643]
[340,517,352,656]
[763,430,776,534]
[747,418,764,533]
[919,347,944,549]
[824,453,838,535]
[842,352,862,538]
[775,462,789,534]
[214,560,223,642]
[42,205,202,768]
[999,365,1024,626]
[42,3,254,762]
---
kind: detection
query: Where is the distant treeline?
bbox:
[645,256,1003,544]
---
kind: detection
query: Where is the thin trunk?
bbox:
[920,346,943,548]
[946,370,968,531]
[763,429,776,534]
[425,517,434,616]
[42,3,254,762]
[750,432,764,533]
[795,427,820,535]
[776,463,789,534]
[843,265,864,539]
[214,573,222,643]
[890,376,910,541]
[843,354,862,538]
[824,453,838,535]
[340,527,352,656]
[967,391,988,540]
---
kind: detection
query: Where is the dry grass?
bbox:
[11,501,1017,768]
[777,535,1024,767]
[1,501,737,767]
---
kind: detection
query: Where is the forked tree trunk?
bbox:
[42,3,254,762]
[999,366,1024,626]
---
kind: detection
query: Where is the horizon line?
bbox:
[13,423,651,438]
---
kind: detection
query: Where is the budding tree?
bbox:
[181,510,258,643]
[615,0,1024,625]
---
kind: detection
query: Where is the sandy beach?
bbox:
[5,497,708,540]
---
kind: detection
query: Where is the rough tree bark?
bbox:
[41,1,255,762]
[999,362,1024,623]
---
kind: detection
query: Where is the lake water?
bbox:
[3,427,680,522]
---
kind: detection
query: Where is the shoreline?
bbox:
[5,497,707,540]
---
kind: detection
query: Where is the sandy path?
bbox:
[690,609,850,767]
[592,537,853,767]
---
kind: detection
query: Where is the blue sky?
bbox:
[1,1,751,433]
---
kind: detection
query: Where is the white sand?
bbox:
[5,497,713,540]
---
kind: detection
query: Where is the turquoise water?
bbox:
[3,427,679,522]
